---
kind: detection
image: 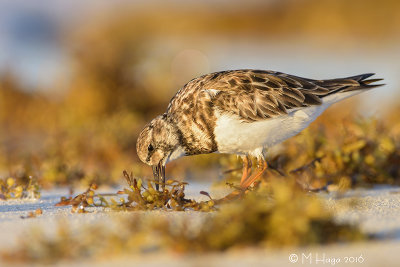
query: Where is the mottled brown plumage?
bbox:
[136,69,383,190]
[165,70,380,154]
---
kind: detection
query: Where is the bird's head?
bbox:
[136,114,184,189]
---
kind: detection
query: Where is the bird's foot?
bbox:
[214,159,267,205]
[240,160,268,189]
[240,155,252,185]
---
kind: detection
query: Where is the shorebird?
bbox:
[136,70,383,190]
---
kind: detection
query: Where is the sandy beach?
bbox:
[1,185,400,266]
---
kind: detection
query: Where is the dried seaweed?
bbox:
[0,176,41,200]
[55,183,99,213]
[2,176,367,264]
[55,170,216,212]
[20,209,43,219]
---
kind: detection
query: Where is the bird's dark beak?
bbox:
[152,162,165,191]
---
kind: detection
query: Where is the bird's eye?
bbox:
[148,144,154,152]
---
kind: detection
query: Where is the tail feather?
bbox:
[344,73,385,90]
[362,78,384,84]
[320,73,384,97]
[358,78,385,88]
[344,73,375,81]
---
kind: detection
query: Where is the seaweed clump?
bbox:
[160,177,365,251]
[0,176,41,200]
[55,170,216,212]
[2,176,366,264]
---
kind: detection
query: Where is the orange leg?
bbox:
[240,155,252,185]
[240,159,268,189]
[214,157,267,205]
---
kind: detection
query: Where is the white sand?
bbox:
[1,185,400,266]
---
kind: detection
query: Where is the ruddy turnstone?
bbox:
[136,70,383,190]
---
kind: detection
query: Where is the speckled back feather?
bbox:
[165,69,382,154]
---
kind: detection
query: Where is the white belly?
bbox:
[214,90,361,158]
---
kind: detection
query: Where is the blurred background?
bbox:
[1,0,399,187]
